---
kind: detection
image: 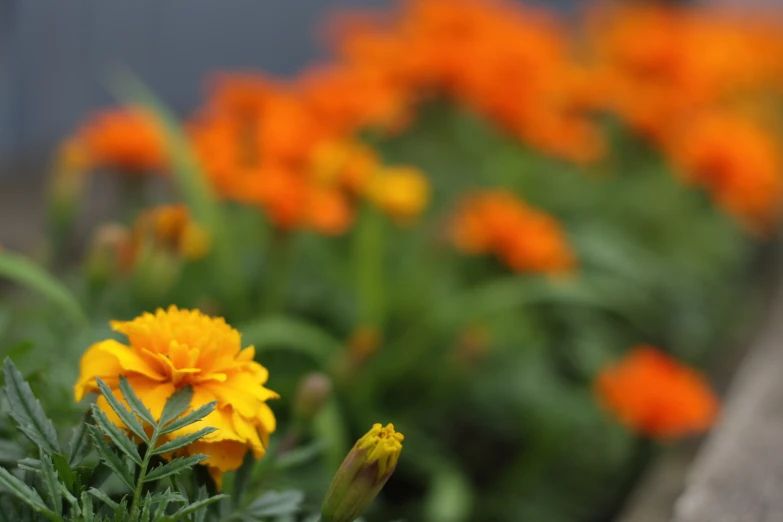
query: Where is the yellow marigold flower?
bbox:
[365,166,430,222]
[74,306,278,485]
[310,140,380,194]
[321,423,404,522]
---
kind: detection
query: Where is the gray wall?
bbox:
[0,0,597,171]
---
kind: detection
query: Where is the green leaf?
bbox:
[0,466,55,518]
[2,358,61,455]
[245,490,304,518]
[0,496,19,522]
[90,405,142,465]
[51,454,75,492]
[240,316,341,367]
[423,465,473,522]
[142,454,207,483]
[232,452,254,508]
[191,486,208,522]
[274,440,325,471]
[40,454,63,515]
[152,488,188,521]
[140,492,152,522]
[87,425,134,490]
[313,400,348,472]
[158,386,193,429]
[162,494,228,522]
[118,376,156,428]
[151,427,216,456]
[68,418,93,467]
[0,251,86,325]
[80,492,94,522]
[17,458,41,472]
[87,487,118,509]
[95,378,149,445]
[159,401,216,436]
[0,439,24,465]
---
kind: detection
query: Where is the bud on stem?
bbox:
[321,423,404,522]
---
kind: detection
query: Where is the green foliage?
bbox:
[0,360,306,522]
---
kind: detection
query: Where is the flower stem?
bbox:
[130,429,160,515]
[261,229,293,316]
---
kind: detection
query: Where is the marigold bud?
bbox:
[85,223,132,285]
[321,423,404,522]
[293,372,333,420]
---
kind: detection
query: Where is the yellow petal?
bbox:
[99,340,166,381]
[187,440,247,473]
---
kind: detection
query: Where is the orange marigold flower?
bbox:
[77,107,167,174]
[451,190,575,274]
[205,71,278,118]
[667,112,783,232]
[595,346,719,440]
[74,307,278,486]
[305,187,355,235]
[298,64,412,135]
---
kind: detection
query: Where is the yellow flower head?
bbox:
[365,166,430,222]
[355,423,404,479]
[321,423,404,522]
[74,306,278,484]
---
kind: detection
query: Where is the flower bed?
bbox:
[1,1,783,521]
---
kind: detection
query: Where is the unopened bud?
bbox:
[294,372,332,420]
[321,423,404,522]
[85,223,132,285]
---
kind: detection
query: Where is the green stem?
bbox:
[261,229,294,316]
[353,206,386,326]
[130,429,160,515]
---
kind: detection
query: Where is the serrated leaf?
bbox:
[140,492,152,522]
[191,486,208,522]
[0,466,53,516]
[2,359,61,455]
[162,494,228,522]
[96,378,149,445]
[158,387,193,429]
[87,488,118,509]
[59,482,78,510]
[142,454,207,483]
[245,490,304,518]
[118,376,156,428]
[87,426,134,490]
[18,458,41,471]
[81,492,94,522]
[91,405,142,465]
[151,427,216,456]
[40,454,62,515]
[159,401,216,436]
[51,454,74,491]
[114,497,128,522]
[152,487,188,521]
[68,419,92,467]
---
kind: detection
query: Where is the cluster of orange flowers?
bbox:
[587,3,783,231]
[450,190,575,274]
[187,73,428,234]
[67,0,783,234]
[595,346,719,439]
